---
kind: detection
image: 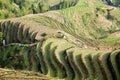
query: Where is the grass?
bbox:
[0,0,78,19]
[67,48,83,80]
[0,31,3,38]
[49,43,60,77]
[49,40,66,78]
[90,52,105,80]
[81,53,95,79]
[44,38,74,79]
[103,37,120,42]
[99,36,120,46]
[0,46,24,69]
[0,0,120,80]
[23,47,31,70]
[22,27,30,43]
[55,42,75,80]
[13,22,20,42]
[57,0,120,46]
[76,51,89,79]
[36,42,48,75]
[0,68,54,80]
[1,0,119,47]
[30,32,38,42]
[30,47,38,72]
[1,37,120,80]
[110,50,120,80]
[98,52,113,80]
[17,24,24,43]
[33,15,75,34]
[42,41,55,76]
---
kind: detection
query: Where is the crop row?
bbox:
[35,38,120,80]
[0,21,37,44]
[0,20,120,80]
[0,38,120,80]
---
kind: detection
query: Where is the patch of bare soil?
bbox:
[110,31,120,37]
[97,14,114,30]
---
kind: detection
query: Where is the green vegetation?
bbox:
[90,52,105,80]
[57,0,120,47]
[0,0,119,47]
[0,38,120,80]
[0,0,120,80]
[0,32,3,38]
[100,36,120,46]
[67,49,82,80]
[111,0,120,6]
[36,42,48,75]
[110,50,120,80]
[0,0,77,19]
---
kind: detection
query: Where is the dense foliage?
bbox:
[0,0,78,19]
[0,32,2,38]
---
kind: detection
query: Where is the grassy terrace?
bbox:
[0,0,120,80]
[0,37,120,80]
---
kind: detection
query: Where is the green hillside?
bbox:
[0,0,77,19]
[58,0,120,47]
[26,0,120,47]
[0,0,120,80]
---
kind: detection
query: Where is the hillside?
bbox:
[0,0,78,19]
[0,0,120,80]
[58,0,120,47]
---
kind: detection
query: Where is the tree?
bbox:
[31,4,37,14]
[38,2,49,13]
[0,32,3,46]
[0,32,3,38]
[0,1,4,9]
[0,11,4,19]
[10,0,14,4]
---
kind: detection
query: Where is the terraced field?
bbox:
[0,68,56,80]
[0,34,120,80]
[0,0,120,80]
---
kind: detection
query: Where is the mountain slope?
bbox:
[0,0,78,19]
[0,0,120,80]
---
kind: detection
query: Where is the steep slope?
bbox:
[0,0,120,80]
[0,0,120,52]
[0,0,78,19]
[58,0,120,47]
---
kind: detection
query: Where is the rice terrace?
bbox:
[0,0,120,80]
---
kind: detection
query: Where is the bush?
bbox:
[0,32,3,38]
[0,11,4,19]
